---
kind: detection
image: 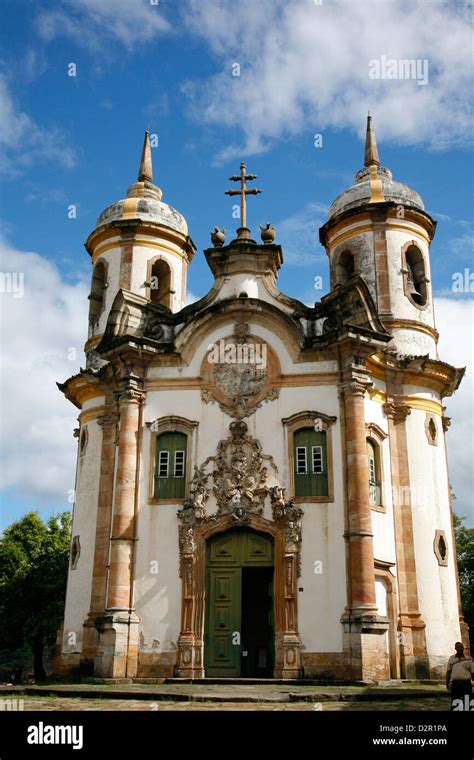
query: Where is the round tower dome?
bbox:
[84,132,195,355]
[320,115,438,359]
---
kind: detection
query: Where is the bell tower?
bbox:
[320,115,438,359]
[84,131,196,359]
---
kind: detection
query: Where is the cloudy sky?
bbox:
[0,0,472,529]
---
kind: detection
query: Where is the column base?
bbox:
[94,611,140,679]
[398,613,429,679]
[341,613,391,681]
[175,635,204,678]
[274,633,302,679]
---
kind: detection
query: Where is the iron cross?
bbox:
[225,162,262,229]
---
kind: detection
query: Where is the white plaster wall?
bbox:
[135,380,347,654]
[364,397,396,565]
[405,409,461,656]
[61,420,102,653]
[168,321,338,378]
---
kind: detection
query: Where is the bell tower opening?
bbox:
[149,258,173,308]
[404,244,427,307]
[88,261,106,331]
[335,249,356,284]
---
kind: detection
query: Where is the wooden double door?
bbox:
[204,529,274,677]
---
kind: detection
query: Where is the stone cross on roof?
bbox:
[225,162,262,240]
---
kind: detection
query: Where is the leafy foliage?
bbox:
[453,512,474,648]
[0,511,72,681]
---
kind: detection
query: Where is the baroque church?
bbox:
[54,116,468,682]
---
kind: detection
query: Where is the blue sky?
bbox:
[0,0,472,530]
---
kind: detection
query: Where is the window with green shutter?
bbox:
[154,432,187,499]
[294,428,328,497]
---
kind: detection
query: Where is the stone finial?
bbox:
[260,223,276,244]
[210,226,226,247]
[364,113,380,168]
[138,130,153,183]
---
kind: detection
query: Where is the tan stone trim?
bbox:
[282,411,336,503]
[92,238,188,265]
[147,416,198,504]
[87,222,195,262]
[78,405,108,424]
[327,221,431,251]
[328,225,374,249]
[366,386,443,416]
[374,564,400,678]
[384,383,427,677]
[64,376,105,407]
[372,220,392,316]
[383,319,438,341]
[84,335,102,352]
[144,372,339,392]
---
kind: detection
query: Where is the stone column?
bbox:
[339,368,389,681]
[343,377,378,615]
[384,395,428,678]
[81,412,118,671]
[95,384,143,679]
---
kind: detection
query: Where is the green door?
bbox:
[204,529,274,677]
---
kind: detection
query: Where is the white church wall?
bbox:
[61,419,102,654]
[404,409,461,658]
[364,397,396,565]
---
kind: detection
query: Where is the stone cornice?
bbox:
[367,352,465,398]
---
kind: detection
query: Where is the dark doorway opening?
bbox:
[241,566,274,677]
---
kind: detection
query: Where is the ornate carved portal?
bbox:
[176,421,303,678]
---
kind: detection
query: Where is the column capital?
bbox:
[339,374,373,398]
[97,411,119,428]
[116,379,145,405]
[383,395,411,423]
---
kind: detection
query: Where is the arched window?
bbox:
[367,438,381,508]
[154,431,187,499]
[335,250,355,284]
[89,261,107,327]
[294,428,328,497]
[149,259,172,308]
[403,244,427,307]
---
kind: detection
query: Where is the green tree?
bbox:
[453,513,474,648]
[0,511,72,682]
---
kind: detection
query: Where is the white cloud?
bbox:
[436,298,474,525]
[182,0,473,161]
[275,201,328,266]
[0,73,76,175]
[0,241,88,505]
[37,0,170,51]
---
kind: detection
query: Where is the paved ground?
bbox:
[0,695,450,711]
[0,681,451,711]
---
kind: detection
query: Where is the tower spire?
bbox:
[138,130,153,182]
[364,113,380,167]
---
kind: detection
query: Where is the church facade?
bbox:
[54,117,467,682]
